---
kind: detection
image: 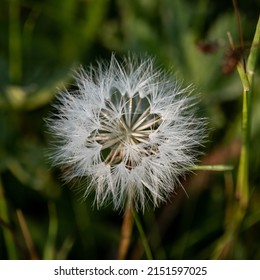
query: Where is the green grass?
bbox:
[0,0,259,260]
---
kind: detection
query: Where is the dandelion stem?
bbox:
[117,207,134,259]
[131,209,153,260]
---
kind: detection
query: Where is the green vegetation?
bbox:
[0,0,259,259]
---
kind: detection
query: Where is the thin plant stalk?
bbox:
[117,207,153,260]
[0,177,18,259]
[17,209,38,260]
[235,15,259,218]
[43,203,58,260]
[213,16,260,259]
[117,207,134,260]
[189,165,233,171]
[131,209,153,260]
[9,0,22,84]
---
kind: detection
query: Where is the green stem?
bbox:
[43,203,58,260]
[189,165,233,171]
[131,209,153,260]
[0,177,18,259]
[9,0,22,84]
[236,88,249,210]
[247,16,260,85]
[235,16,260,211]
[213,15,260,260]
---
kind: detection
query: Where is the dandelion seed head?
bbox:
[47,54,205,211]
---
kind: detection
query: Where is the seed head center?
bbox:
[89,93,162,167]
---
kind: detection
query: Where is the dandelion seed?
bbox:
[47,55,205,211]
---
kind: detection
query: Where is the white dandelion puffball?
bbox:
[48,55,204,211]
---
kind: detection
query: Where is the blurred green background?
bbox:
[0,0,260,260]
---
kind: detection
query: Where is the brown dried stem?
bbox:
[117,206,134,259]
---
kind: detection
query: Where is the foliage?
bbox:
[0,0,259,259]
